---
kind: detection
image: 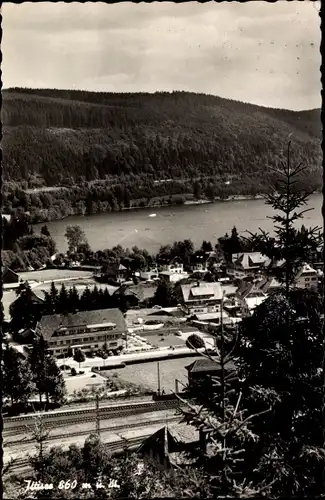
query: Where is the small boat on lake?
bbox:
[149,213,157,217]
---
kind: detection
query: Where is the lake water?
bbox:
[39,195,323,254]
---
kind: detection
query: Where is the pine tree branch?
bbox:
[229,407,271,437]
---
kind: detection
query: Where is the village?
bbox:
[3,238,323,402]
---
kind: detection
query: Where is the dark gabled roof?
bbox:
[128,285,157,302]
[148,308,186,318]
[185,358,235,374]
[105,263,127,275]
[236,281,259,298]
[185,358,220,373]
[37,308,126,341]
[113,285,139,298]
[137,423,199,456]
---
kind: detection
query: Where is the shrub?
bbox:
[186,333,205,349]
[71,367,77,376]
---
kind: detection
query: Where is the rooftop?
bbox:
[37,308,126,341]
[167,423,199,444]
[232,252,271,269]
[181,282,222,302]
[186,358,224,373]
[195,311,229,321]
[295,263,317,278]
[245,295,267,311]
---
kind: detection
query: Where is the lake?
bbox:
[38,194,323,254]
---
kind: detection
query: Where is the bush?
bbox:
[71,367,77,376]
[186,333,205,349]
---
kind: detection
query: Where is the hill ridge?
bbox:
[3,87,320,114]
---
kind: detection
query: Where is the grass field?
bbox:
[18,268,93,282]
[142,332,186,348]
[102,356,203,393]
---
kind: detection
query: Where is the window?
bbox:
[311,277,317,281]
[305,278,310,282]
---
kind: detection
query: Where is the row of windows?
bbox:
[49,334,120,346]
[187,300,219,306]
[57,326,115,336]
[50,340,120,355]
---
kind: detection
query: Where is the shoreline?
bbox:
[50,195,266,222]
[31,191,320,226]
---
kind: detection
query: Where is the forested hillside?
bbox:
[2,88,322,222]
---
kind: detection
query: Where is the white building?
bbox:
[191,262,208,274]
[180,281,223,316]
[139,267,159,281]
[159,263,189,283]
[294,263,318,291]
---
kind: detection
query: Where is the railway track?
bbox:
[5,429,167,478]
[6,415,181,445]
[4,399,183,433]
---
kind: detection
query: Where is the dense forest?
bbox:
[2,88,322,223]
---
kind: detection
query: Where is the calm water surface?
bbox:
[40,195,323,253]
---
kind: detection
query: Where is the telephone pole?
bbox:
[95,395,100,436]
[157,362,161,396]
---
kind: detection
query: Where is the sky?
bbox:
[2,1,321,110]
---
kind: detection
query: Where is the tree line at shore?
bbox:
[2,174,270,225]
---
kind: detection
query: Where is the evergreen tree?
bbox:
[247,141,322,295]
[178,314,274,497]
[152,281,177,307]
[3,344,36,405]
[68,284,80,312]
[57,283,69,313]
[201,240,213,253]
[73,349,86,369]
[90,285,100,310]
[43,290,54,314]
[102,288,112,309]
[238,289,324,497]
[9,282,43,333]
[49,281,59,311]
[29,335,66,406]
[45,356,66,404]
[29,335,48,404]
[80,286,92,311]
